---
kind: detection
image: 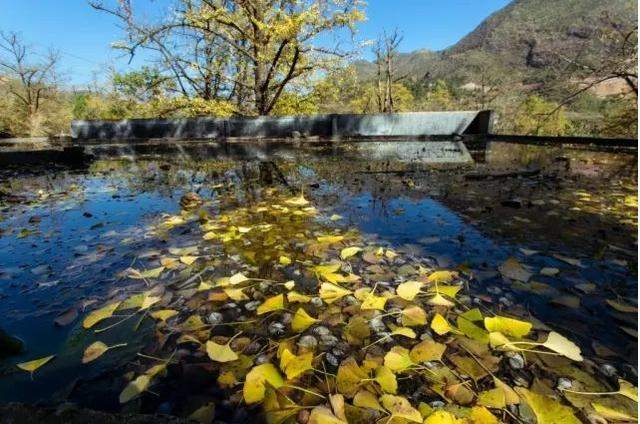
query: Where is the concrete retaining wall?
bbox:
[71,111,492,140]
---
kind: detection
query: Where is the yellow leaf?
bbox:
[380,394,422,422]
[308,406,347,424]
[477,387,506,409]
[375,365,397,393]
[120,374,151,403]
[287,291,312,303]
[591,402,638,422]
[130,266,165,279]
[618,379,638,402]
[484,316,532,338]
[431,313,452,335]
[180,255,198,265]
[340,247,362,260]
[150,309,178,322]
[353,390,385,411]
[206,340,239,362]
[189,402,215,424]
[410,340,446,363]
[279,349,313,380]
[279,256,292,265]
[317,235,344,244]
[542,331,583,361]
[428,293,455,307]
[224,287,249,301]
[140,293,161,310]
[283,280,295,290]
[429,285,462,298]
[401,305,427,326]
[494,377,520,405]
[396,281,422,301]
[330,214,342,221]
[515,387,580,424]
[427,270,457,284]
[319,283,352,304]
[391,327,416,338]
[384,346,414,372]
[361,293,387,311]
[257,294,285,315]
[243,363,285,404]
[423,410,461,424]
[291,308,319,332]
[457,316,489,343]
[82,341,108,364]
[336,357,368,397]
[229,272,249,285]
[469,406,499,424]
[17,355,55,375]
[83,302,121,329]
[606,299,638,313]
[285,194,310,206]
[488,332,513,350]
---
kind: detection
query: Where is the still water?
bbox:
[0,141,636,421]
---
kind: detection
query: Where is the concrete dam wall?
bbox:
[70,111,493,140]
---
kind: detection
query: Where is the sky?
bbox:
[0,0,511,86]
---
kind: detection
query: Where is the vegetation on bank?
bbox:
[0,0,636,138]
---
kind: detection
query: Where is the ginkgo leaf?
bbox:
[308,406,347,424]
[469,406,499,424]
[179,255,198,265]
[431,313,452,335]
[618,379,638,402]
[354,390,385,411]
[206,340,239,362]
[380,394,422,423]
[401,305,427,326]
[477,387,507,409]
[591,402,638,421]
[542,331,583,361]
[317,235,344,244]
[427,270,457,284]
[336,357,369,397]
[120,374,152,403]
[515,388,580,424]
[283,280,295,290]
[285,194,310,206]
[361,293,387,310]
[257,294,285,315]
[243,363,285,404]
[287,291,312,303]
[384,346,414,372]
[494,377,520,405]
[229,272,249,285]
[279,256,292,265]
[427,293,455,307]
[340,247,362,260]
[139,293,161,310]
[279,349,313,380]
[82,341,126,364]
[428,285,462,298]
[375,365,397,393]
[484,316,532,338]
[224,287,249,301]
[17,355,55,375]
[319,283,352,304]
[391,327,416,338]
[83,302,121,329]
[410,340,446,363]
[150,309,178,322]
[396,281,422,301]
[291,308,319,332]
[130,266,165,279]
[423,410,461,424]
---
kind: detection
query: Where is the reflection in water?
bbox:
[0,141,636,416]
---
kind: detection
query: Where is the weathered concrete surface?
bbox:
[70,111,493,141]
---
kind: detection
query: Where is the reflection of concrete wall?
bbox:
[71,111,492,140]
[350,141,473,163]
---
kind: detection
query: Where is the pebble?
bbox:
[506,352,525,369]
[430,401,445,408]
[255,354,271,365]
[420,331,434,341]
[600,363,617,377]
[344,295,359,306]
[312,326,331,337]
[244,340,262,355]
[369,316,387,333]
[297,335,318,350]
[325,352,340,366]
[319,334,339,349]
[557,377,573,390]
[259,282,270,291]
[499,296,513,307]
[486,286,502,295]
[311,297,323,307]
[244,300,261,311]
[281,312,293,325]
[207,312,223,325]
[268,322,286,337]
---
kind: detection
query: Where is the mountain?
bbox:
[357,0,637,88]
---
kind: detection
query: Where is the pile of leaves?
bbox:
[17,187,638,423]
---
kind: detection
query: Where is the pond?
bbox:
[0,140,637,423]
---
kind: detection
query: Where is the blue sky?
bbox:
[0,0,510,86]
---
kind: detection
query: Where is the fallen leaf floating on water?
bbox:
[82,341,127,364]
[150,309,178,321]
[606,299,638,313]
[499,257,532,282]
[541,331,583,361]
[17,355,55,377]
[396,280,422,300]
[515,387,581,424]
[82,301,121,329]
[119,363,167,403]
[484,315,532,338]
[339,246,361,260]
[591,402,638,422]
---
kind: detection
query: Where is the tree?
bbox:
[0,31,62,135]
[511,95,572,136]
[372,29,404,113]
[91,0,365,116]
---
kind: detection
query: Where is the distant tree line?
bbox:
[0,1,636,138]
